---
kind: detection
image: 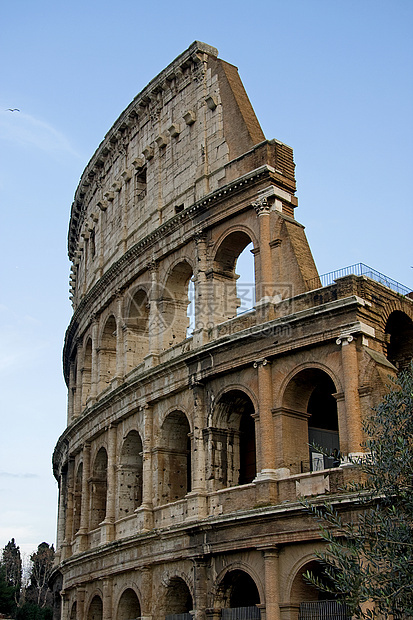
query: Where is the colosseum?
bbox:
[52,41,413,620]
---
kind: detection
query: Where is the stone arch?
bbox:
[384,310,413,370]
[99,314,117,390]
[163,575,194,618]
[288,558,342,620]
[215,566,261,612]
[211,229,256,324]
[124,287,150,371]
[87,594,103,620]
[90,447,108,530]
[161,260,194,349]
[280,366,340,473]
[116,587,141,620]
[157,410,191,504]
[118,430,143,518]
[209,389,257,489]
[81,337,93,409]
[73,461,82,534]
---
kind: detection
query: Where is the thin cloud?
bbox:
[0,471,39,479]
[0,110,82,158]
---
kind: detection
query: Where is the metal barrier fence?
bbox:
[305,262,411,296]
[299,600,351,619]
[221,606,261,619]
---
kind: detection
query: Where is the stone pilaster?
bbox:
[261,546,281,620]
[77,442,90,550]
[193,232,209,345]
[89,318,99,401]
[146,260,161,365]
[193,558,208,620]
[102,424,117,542]
[253,197,273,302]
[254,359,276,478]
[102,577,113,620]
[62,458,74,558]
[336,334,364,456]
[141,405,154,531]
[74,339,83,418]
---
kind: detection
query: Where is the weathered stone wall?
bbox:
[52,41,413,620]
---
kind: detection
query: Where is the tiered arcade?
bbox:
[52,42,413,620]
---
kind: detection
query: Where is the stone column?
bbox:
[77,442,91,550]
[67,361,75,424]
[147,260,161,365]
[102,577,113,620]
[74,339,83,418]
[115,294,125,381]
[56,471,67,554]
[193,232,209,345]
[193,558,208,620]
[90,318,99,401]
[141,405,154,531]
[254,197,273,302]
[254,359,276,478]
[336,334,364,456]
[140,566,153,619]
[186,381,208,520]
[76,587,86,620]
[62,458,75,558]
[261,547,281,620]
[102,424,117,542]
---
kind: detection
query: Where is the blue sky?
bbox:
[0,0,412,557]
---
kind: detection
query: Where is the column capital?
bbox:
[253,358,271,368]
[253,196,271,216]
[336,334,354,346]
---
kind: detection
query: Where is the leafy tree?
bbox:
[304,365,413,618]
[1,538,22,609]
[0,564,17,615]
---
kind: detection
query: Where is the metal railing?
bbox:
[221,607,261,619]
[299,600,351,619]
[306,263,412,296]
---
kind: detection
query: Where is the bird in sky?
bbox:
[6,108,20,112]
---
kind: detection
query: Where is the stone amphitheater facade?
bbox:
[52,42,413,620]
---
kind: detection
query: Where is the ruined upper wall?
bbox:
[68,42,286,303]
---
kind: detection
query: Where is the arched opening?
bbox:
[213,231,255,324]
[282,369,339,473]
[208,390,256,489]
[385,311,413,370]
[116,588,141,620]
[164,577,193,619]
[87,595,103,620]
[158,411,191,504]
[118,431,143,518]
[90,448,108,530]
[125,288,150,371]
[218,569,261,618]
[99,315,117,390]
[235,242,255,314]
[291,561,349,620]
[161,261,193,350]
[73,463,82,534]
[81,338,93,408]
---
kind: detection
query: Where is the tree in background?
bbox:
[0,540,54,619]
[26,543,54,609]
[304,365,413,618]
[0,538,22,611]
